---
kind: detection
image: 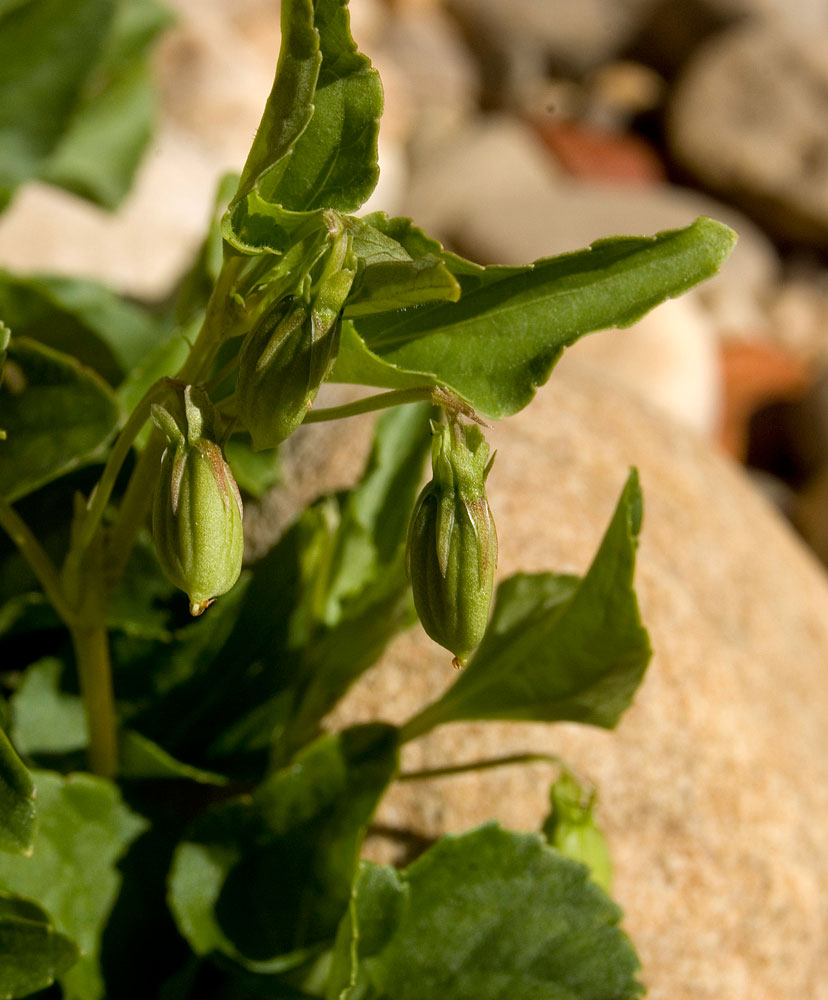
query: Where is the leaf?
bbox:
[349,218,737,418]
[10,659,87,758]
[329,824,643,1000]
[117,730,228,785]
[168,724,398,970]
[0,271,169,386]
[0,771,147,1000]
[37,0,173,209]
[330,321,442,395]
[401,470,651,741]
[344,215,461,317]
[0,0,169,211]
[0,893,79,999]
[0,337,120,502]
[224,0,383,252]
[0,729,34,857]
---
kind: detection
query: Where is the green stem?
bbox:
[73,379,172,558]
[103,431,165,587]
[70,623,118,778]
[398,752,565,782]
[303,385,483,424]
[0,500,75,624]
[104,251,246,585]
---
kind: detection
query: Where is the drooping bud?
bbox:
[543,772,613,893]
[406,419,497,666]
[236,213,356,449]
[151,385,244,615]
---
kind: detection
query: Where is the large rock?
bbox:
[669,21,828,245]
[323,357,828,1000]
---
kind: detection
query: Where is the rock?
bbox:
[444,0,659,105]
[323,356,828,1000]
[403,116,779,432]
[668,22,828,246]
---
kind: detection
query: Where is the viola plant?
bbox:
[0,0,736,997]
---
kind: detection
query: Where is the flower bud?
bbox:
[236,216,356,449]
[151,385,244,615]
[406,419,497,666]
[543,772,613,893]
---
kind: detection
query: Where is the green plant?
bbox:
[0,1,736,997]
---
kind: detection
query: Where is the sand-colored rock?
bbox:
[320,358,828,1000]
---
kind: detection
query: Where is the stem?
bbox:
[398,752,565,782]
[104,251,246,584]
[0,500,75,624]
[103,432,165,586]
[303,385,485,425]
[70,624,118,778]
[73,379,172,558]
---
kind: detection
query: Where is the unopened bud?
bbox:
[151,385,244,615]
[406,419,497,666]
[543,772,613,893]
[236,216,356,449]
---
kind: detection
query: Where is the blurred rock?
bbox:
[668,22,828,246]
[558,294,723,437]
[325,356,828,1000]
[404,115,779,432]
[534,119,666,184]
[719,341,810,459]
[445,0,657,106]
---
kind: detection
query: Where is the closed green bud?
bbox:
[543,772,613,893]
[151,385,244,616]
[237,214,356,449]
[406,419,497,666]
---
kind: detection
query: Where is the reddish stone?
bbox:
[533,118,667,184]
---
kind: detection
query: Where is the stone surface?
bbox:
[668,22,828,245]
[321,357,828,1000]
[403,115,779,433]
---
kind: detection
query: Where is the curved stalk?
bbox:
[302,385,485,424]
[398,752,565,782]
[0,500,75,624]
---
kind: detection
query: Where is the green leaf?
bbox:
[0,336,120,502]
[330,321,442,395]
[225,0,382,252]
[117,730,228,785]
[344,215,461,317]
[401,470,651,741]
[0,0,169,211]
[0,771,147,1000]
[329,824,642,1000]
[0,0,116,207]
[0,730,34,857]
[10,659,87,758]
[0,271,167,386]
[168,724,398,970]
[38,0,173,209]
[0,893,79,999]
[350,218,737,418]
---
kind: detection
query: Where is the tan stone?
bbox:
[323,358,828,1000]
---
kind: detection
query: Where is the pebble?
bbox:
[668,21,828,245]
